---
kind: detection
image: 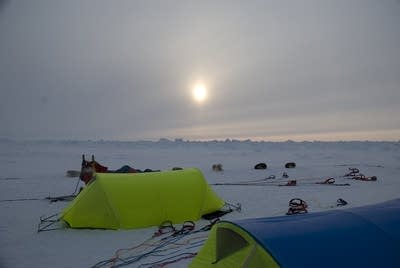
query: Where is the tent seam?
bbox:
[218,221,282,267]
[340,209,399,245]
[97,175,121,229]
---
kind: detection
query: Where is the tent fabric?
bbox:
[61,168,224,229]
[190,198,400,268]
[190,221,279,268]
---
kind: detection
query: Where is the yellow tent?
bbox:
[61,168,224,229]
[190,221,278,268]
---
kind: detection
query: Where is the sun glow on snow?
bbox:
[192,83,207,103]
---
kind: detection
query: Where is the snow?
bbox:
[0,139,399,267]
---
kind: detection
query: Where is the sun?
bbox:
[192,83,207,103]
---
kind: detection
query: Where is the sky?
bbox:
[0,0,400,142]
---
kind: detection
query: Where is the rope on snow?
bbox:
[91,219,219,268]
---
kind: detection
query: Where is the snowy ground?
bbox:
[1,139,399,268]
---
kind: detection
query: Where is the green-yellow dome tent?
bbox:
[61,168,225,229]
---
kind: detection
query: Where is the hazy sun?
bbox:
[192,83,207,103]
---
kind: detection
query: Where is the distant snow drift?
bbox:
[61,168,225,229]
[191,199,400,268]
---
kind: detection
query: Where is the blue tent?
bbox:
[191,199,400,267]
